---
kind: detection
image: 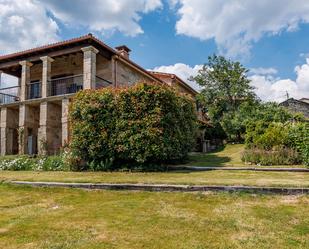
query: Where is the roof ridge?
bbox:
[0,34,93,59]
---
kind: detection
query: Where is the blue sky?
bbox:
[1,0,309,101]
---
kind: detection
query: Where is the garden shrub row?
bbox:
[69,83,198,171]
[242,148,302,166]
[242,121,309,166]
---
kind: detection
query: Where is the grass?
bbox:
[1,183,309,249]
[2,170,309,187]
[187,144,306,168]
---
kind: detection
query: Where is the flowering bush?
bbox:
[0,157,34,171]
[69,83,198,170]
[0,153,69,171]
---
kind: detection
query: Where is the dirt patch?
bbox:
[0,228,9,234]
[280,195,300,204]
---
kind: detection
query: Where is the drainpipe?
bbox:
[112,55,117,87]
[0,70,2,89]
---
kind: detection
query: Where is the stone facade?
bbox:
[0,35,164,156]
[280,98,309,119]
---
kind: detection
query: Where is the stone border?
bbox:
[169,166,309,172]
[10,181,309,195]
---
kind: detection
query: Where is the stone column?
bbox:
[0,107,8,155]
[81,46,99,89]
[61,98,70,146]
[19,104,29,154]
[40,56,54,98]
[38,102,48,155]
[19,61,33,101]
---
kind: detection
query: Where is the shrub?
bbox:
[244,121,308,166]
[0,154,69,171]
[241,147,302,166]
[39,155,69,171]
[254,123,289,150]
[287,122,309,166]
[69,83,198,170]
[0,156,34,171]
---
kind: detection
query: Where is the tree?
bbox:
[193,55,256,141]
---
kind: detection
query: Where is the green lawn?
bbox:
[187,144,306,168]
[2,170,309,187]
[1,183,309,249]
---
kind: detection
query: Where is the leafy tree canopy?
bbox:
[194,54,256,122]
[193,55,302,141]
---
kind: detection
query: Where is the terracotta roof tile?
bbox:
[148,71,198,95]
[0,34,97,60]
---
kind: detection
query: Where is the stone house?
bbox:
[279,98,309,119]
[0,34,198,156]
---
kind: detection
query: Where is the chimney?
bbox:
[115,45,131,59]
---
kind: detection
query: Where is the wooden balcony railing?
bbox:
[0,86,20,104]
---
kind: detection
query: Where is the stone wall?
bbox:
[48,103,62,154]
[116,60,151,87]
[96,55,112,82]
[174,80,194,96]
[0,107,19,155]
[280,99,309,118]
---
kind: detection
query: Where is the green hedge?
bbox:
[242,148,302,166]
[69,83,198,171]
[243,121,309,166]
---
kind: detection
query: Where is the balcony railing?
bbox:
[0,75,113,103]
[48,75,112,96]
[27,81,41,99]
[48,75,83,96]
[0,86,20,104]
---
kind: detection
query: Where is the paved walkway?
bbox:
[10,181,309,195]
[169,165,309,172]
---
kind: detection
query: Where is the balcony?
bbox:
[0,86,20,104]
[0,75,113,104]
[27,81,41,99]
[48,74,112,96]
[48,75,83,96]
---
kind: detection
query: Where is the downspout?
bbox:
[112,55,117,87]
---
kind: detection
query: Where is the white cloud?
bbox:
[171,0,309,57]
[0,73,18,88]
[0,0,162,54]
[250,67,278,75]
[39,0,163,36]
[250,59,309,102]
[152,63,203,90]
[0,0,59,54]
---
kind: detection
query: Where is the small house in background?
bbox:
[279,98,309,119]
